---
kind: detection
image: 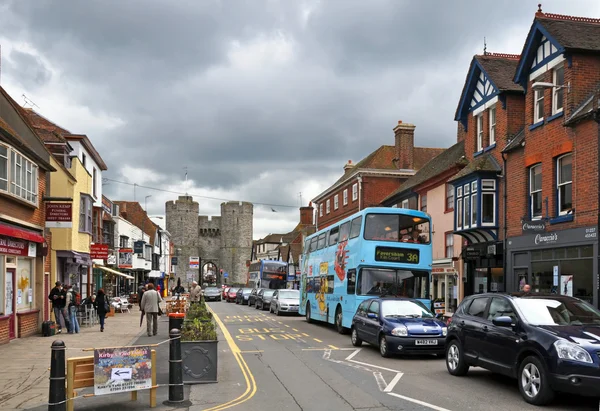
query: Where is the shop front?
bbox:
[56,251,91,298]
[506,226,598,307]
[0,224,45,343]
[431,264,459,315]
[462,241,504,296]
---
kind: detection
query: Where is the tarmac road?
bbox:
[197,299,599,411]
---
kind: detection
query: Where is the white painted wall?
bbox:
[69,140,103,208]
[114,216,151,271]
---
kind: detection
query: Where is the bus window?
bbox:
[364,214,430,244]
[339,222,350,241]
[349,216,362,239]
[304,239,310,254]
[327,275,334,294]
[356,268,429,298]
[317,233,327,249]
[347,269,356,294]
[309,238,318,252]
[328,226,340,245]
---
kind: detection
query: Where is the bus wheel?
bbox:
[306,303,313,323]
[335,306,347,334]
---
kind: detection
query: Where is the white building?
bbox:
[63,134,107,208]
[113,215,152,274]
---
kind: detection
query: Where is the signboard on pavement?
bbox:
[94,346,152,396]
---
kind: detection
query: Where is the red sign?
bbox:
[0,234,30,257]
[46,203,73,228]
[91,244,109,260]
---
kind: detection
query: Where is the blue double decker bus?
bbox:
[247,260,288,289]
[299,207,433,333]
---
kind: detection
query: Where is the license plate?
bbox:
[415,339,438,346]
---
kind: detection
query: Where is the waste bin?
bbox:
[168,312,185,331]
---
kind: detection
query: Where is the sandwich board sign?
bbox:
[94,346,152,395]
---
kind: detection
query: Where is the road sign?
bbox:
[223,272,229,278]
[94,346,152,396]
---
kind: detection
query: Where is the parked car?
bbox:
[203,286,221,302]
[236,288,253,305]
[248,288,261,307]
[227,288,239,303]
[270,289,300,315]
[445,293,600,405]
[255,289,275,310]
[222,287,230,300]
[351,297,447,358]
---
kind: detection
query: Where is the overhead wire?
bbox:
[102,178,299,209]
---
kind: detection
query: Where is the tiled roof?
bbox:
[448,153,502,182]
[383,141,466,202]
[538,15,600,52]
[502,128,526,153]
[22,108,70,143]
[475,54,523,92]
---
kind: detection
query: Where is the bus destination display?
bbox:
[375,247,420,264]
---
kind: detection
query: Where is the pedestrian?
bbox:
[157,284,162,297]
[140,283,162,336]
[48,281,69,334]
[190,281,202,303]
[65,285,81,334]
[523,284,532,293]
[94,289,109,332]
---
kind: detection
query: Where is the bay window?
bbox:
[0,145,7,191]
[79,195,93,233]
[455,179,497,230]
[530,165,542,219]
[471,181,477,227]
[0,143,38,205]
[557,154,572,215]
[481,179,496,225]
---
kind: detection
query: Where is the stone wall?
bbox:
[198,215,221,280]
[166,196,200,285]
[220,201,253,285]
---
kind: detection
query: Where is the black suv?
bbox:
[445,293,600,405]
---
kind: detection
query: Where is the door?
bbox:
[481,297,521,376]
[461,296,491,361]
[353,300,369,341]
[363,300,381,344]
[5,269,16,339]
[515,268,529,292]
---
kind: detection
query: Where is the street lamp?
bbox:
[531,81,571,93]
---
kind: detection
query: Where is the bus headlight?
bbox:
[391,325,408,337]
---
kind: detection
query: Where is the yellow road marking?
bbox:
[302,333,309,337]
[328,345,339,349]
[205,306,257,411]
[313,338,323,343]
[292,328,299,332]
[284,325,290,328]
[240,350,264,353]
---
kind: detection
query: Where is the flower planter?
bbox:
[181,340,218,384]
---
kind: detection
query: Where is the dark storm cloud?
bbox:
[1,0,593,198]
[8,49,51,88]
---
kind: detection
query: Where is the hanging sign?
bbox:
[45,203,73,228]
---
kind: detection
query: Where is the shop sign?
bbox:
[102,196,113,215]
[133,241,145,254]
[45,203,73,228]
[534,233,558,245]
[171,256,178,266]
[94,346,152,396]
[431,267,455,274]
[464,248,481,259]
[91,244,109,260]
[107,254,117,265]
[189,257,199,269]
[522,220,546,232]
[0,234,35,257]
[119,249,133,268]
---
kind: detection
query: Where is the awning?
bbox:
[454,228,498,244]
[93,264,134,280]
[0,223,45,243]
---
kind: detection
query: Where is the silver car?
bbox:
[270,289,300,316]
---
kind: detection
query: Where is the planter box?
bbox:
[181,340,218,384]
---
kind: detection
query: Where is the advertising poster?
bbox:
[560,275,573,297]
[118,249,133,268]
[94,346,152,396]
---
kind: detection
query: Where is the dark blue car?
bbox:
[350,297,447,357]
[445,293,600,405]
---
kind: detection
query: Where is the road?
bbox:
[206,300,599,411]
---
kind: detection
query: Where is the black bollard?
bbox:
[49,340,66,411]
[168,328,184,402]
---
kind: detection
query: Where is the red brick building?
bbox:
[312,121,444,229]
[501,8,600,307]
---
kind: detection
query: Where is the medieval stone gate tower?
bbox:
[166,195,253,286]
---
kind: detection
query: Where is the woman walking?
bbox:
[94,289,109,332]
[140,283,162,336]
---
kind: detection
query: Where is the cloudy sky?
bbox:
[1,0,599,239]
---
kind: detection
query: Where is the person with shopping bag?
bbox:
[140,283,162,336]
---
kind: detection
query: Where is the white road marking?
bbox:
[373,372,387,392]
[388,393,453,411]
[384,372,403,393]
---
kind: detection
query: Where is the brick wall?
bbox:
[0,169,47,226]
[0,317,9,345]
[565,54,600,118]
[506,148,527,238]
[17,310,40,338]
[363,176,407,207]
[315,179,359,229]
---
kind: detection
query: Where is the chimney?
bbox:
[343,160,354,172]
[394,120,416,170]
[300,203,314,226]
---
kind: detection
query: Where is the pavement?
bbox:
[3,300,599,411]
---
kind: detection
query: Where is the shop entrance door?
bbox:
[515,268,529,291]
[5,268,16,339]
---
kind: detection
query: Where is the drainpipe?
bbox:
[501,152,508,292]
[358,176,363,211]
[593,105,600,309]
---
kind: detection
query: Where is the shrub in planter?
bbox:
[180,302,218,384]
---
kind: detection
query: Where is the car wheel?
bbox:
[306,304,313,323]
[269,305,273,313]
[351,327,362,347]
[335,306,346,334]
[445,340,469,376]
[275,306,280,316]
[255,301,260,309]
[379,334,391,358]
[518,356,554,405]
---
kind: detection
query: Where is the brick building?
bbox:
[312,121,444,229]
[500,8,600,307]
[0,87,55,342]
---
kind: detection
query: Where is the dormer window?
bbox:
[533,81,544,124]
[552,66,564,114]
[476,114,483,152]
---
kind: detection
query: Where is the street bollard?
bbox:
[169,328,184,403]
[49,340,66,411]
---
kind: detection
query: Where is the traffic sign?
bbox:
[223,272,229,278]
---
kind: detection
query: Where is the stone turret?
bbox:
[165,196,200,283]
[220,201,253,285]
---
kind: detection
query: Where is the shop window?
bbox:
[531,250,542,261]
[16,258,32,311]
[529,164,542,219]
[553,248,566,259]
[566,247,578,259]
[581,245,593,258]
[0,256,4,315]
[542,249,553,260]
[556,154,572,215]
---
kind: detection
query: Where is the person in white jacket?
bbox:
[190,281,203,303]
[140,283,162,336]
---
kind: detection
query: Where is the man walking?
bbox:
[190,281,202,303]
[140,283,162,336]
[48,281,69,334]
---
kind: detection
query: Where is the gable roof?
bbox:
[455,53,523,128]
[514,11,600,88]
[448,153,502,183]
[502,128,526,153]
[382,140,467,203]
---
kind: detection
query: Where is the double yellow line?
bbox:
[204,306,257,411]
